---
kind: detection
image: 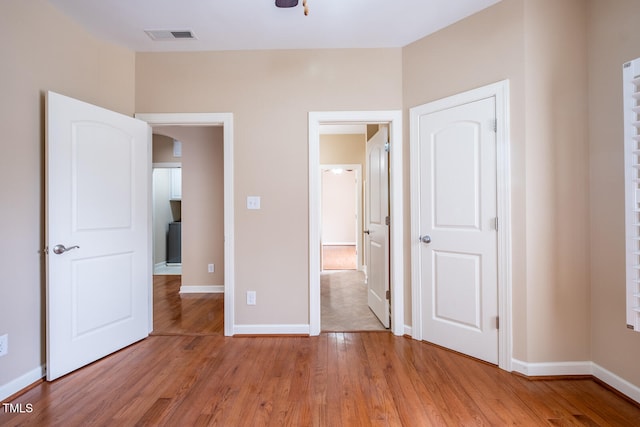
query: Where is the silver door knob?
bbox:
[419,235,431,244]
[52,244,80,255]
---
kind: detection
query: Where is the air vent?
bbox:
[145,30,197,41]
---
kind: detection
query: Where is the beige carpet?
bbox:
[321,270,387,332]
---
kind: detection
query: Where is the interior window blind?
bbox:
[624,57,640,331]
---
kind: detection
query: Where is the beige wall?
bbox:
[403,0,528,355]
[523,0,590,363]
[136,49,403,325]
[155,126,225,288]
[404,0,592,364]
[588,0,640,386]
[321,170,357,244]
[153,133,179,163]
[0,0,135,387]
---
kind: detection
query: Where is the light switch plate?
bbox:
[247,196,261,210]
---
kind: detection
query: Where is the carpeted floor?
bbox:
[321,270,387,332]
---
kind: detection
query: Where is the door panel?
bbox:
[46,91,151,381]
[365,126,390,328]
[419,97,498,364]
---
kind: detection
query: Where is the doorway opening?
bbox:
[136,113,235,337]
[309,111,404,337]
[152,160,182,276]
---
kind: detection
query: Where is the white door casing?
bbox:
[365,127,390,328]
[410,81,512,370]
[46,91,151,381]
[309,110,403,337]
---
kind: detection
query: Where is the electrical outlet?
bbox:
[0,334,8,357]
[247,291,256,305]
[208,263,215,273]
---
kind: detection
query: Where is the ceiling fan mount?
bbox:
[275,0,309,15]
[275,0,298,7]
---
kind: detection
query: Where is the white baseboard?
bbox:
[512,358,640,404]
[179,285,224,294]
[233,324,310,335]
[511,359,593,377]
[0,365,45,402]
[404,324,413,336]
[593,363,640,404]
[322,242,356,246]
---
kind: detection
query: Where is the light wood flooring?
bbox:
[322,245,357,270]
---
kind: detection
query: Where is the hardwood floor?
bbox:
[153,275,224,335]
[3,281,640,425]
[2,332,640,426]
[322,245,357,270]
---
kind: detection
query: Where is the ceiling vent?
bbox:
[145,30,197,41]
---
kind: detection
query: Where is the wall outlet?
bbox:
[247,196,261,210]
[0,334,8,357]
[208,263,215,273]
[247,291,256,305]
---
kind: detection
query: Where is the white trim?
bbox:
[511,359,593,377]
[404,325,413,337]
[135,112,235,337]
[0,365,45,401]
[233,324,311,335]
[593,363,640,404]
[309,110,404,336]
[180,285,224,294]
[409,80,512,371]
[152,162,181,168]
[322,242,357,246]
[511,359,640,404]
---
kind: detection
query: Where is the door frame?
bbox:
[409,80,512,371]
[136,113,235,337]
[320,164,363,271]
[309,110,404,336]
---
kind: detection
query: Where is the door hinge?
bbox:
[385,216,390,226]
[496,316,500,330]
[384,142,390,152]
[490,118,497,132]
[386,290,390,300]
[494,217,499,231]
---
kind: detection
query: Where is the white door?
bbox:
[46,91,151,380]
[417,97,498,364]
[365,126,390,328]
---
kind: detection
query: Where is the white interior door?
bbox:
[365,126,390,328]
[417,97,498,364]
[46,91,151,381]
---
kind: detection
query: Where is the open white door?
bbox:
[365,126,390,328]
[416,96,498,364]
[46,92,151,381]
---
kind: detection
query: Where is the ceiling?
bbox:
[47,0,501,52]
